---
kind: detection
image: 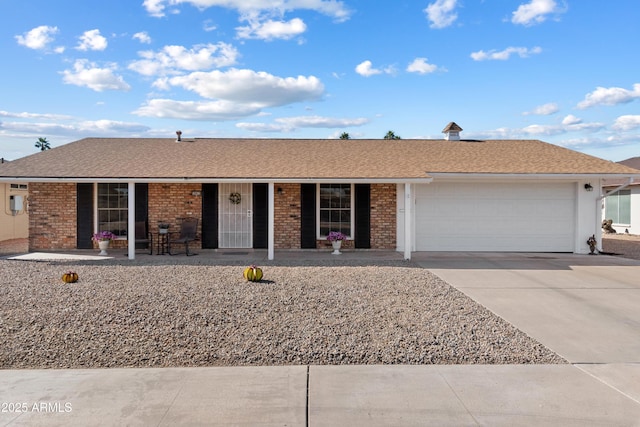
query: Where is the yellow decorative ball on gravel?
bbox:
[61,271,79,283]
[243,265,263,282]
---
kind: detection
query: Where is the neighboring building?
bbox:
[602,156,640,235]
[1,125,639,260]
[0,159,29,242]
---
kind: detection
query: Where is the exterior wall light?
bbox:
[584,183,593,192]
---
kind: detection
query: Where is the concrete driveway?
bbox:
[415,252,640,406]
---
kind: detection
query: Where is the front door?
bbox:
[219,183,253,248]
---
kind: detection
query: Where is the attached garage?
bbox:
[414,181,576,252]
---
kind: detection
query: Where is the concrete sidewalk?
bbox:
[2,364,640,426]
[2,252,640,426]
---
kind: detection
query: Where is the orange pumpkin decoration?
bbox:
[61,271,79,283]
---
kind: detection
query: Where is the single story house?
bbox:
[602,156,640,234]
[1,124,639,260]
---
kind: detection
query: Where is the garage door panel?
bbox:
[415,182,575,252]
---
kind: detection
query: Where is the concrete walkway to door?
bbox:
[414,252,640,405]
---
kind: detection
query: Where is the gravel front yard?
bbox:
[0,260,565,368]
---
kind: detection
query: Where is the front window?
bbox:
[319,183,352,238]
[98,183,128,237]
[605,189,631,225]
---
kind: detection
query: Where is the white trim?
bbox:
[404,184,412,260]
[428,173,640,181]
[127,182,135,260]
[316,183,355,240]
[268,183,274,260]
[0,177,435,184]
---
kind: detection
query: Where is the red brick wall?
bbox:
[370,184,396,249]
[27,182,396,251]
[274,183,301,249]
[29,183,77,250]
[146,183,203,249]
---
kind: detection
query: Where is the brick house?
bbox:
[1,126,639,260]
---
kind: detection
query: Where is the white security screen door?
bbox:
[219,183,253,248]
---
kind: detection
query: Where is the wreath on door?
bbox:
[229,192,242,204]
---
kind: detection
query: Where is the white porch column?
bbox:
[268,182,275,260]
[127,182,135,260]
[404,183,412,260]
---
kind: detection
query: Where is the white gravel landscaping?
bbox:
[0,259,565,368]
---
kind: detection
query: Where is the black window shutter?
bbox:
[354,184,371,248]
[134,183,148,224]
[201,183,218,249]
[300,184,317,248]
[134,183,149,249]
[76,183,93,249]
[253,183,268,249]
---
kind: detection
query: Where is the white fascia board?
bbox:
[0,177,434,184]
[428,173,640,182]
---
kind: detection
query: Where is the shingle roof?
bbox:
[442,122,463,132]
[1,137,638,182]
[602,156,640,187]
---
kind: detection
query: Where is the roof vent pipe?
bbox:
[176,130,182,142]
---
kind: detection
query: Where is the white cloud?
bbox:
[470,46,542,61]
[0,110,74,120]
[167,69,324,106]
[135,69,324,121]
[133,99,263,120]
[61,60,131,92]
[561,114,582,125]
[577,84,640,109]
[76,29,108,51]
[612,115,640,131]
[143,0,352,22]
[129,43,239,76]
[203,20,217,32]
[355,60,395,77]
[511,0,565,26]
[237,115,369,132]
[355,60,380,77]
[15,25,59,50]
[523,102,559,116]
[236,18,307,40]
[133,32,152,44]
[406,57,442,74]
[424,0,458,29]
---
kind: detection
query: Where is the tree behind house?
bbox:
[384,131,401,140]
[35,137,51,151]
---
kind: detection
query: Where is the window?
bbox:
[98,183,128,237]
[10,184,28,190]
[605,189,631,225]
[318,184,352,238]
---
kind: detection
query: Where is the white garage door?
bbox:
[415,182,576,252]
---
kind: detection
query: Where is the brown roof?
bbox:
[442,122,463,132]
[1,137,639,182]
[602,156,640,187]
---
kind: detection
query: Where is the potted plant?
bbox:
[158,222,170,234]
[327,231,347,255]
[92,231,116,255]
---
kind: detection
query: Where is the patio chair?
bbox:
[135,221,153,255]
[168,217,199,256]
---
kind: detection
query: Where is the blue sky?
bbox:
[1,0,639,161]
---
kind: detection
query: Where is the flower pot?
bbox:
[331,240,342,255]
[98,240,110,255]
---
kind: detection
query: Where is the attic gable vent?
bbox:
[442,122,462,141]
